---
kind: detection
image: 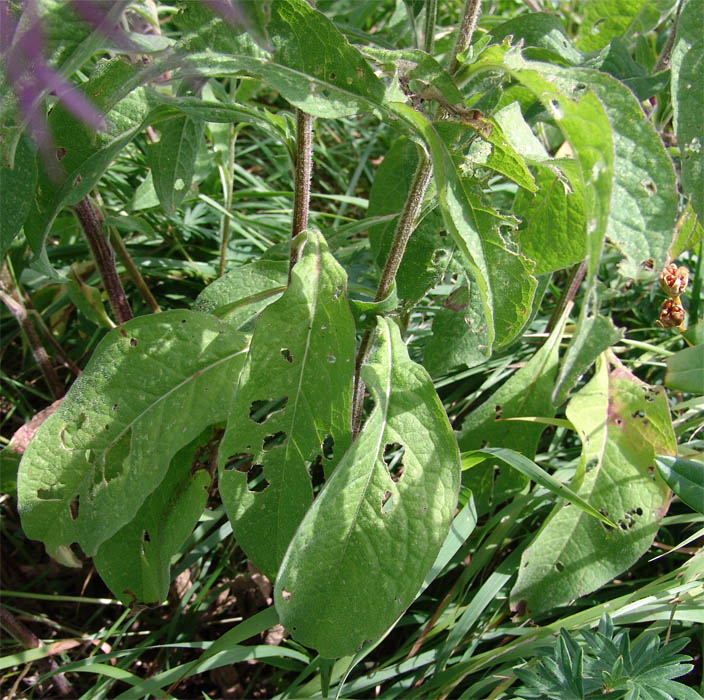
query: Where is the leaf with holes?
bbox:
[93,429,217,604]
[275,317,460,658]
[217,229,355,579]
[510,357,675,617]
[17,310,248,560]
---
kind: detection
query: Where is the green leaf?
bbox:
[656,456,704,515]
[93,430,214,604]
[17,310,248,558]
[367,138,450,302]
[457,304,570,514]
[490,12,584,65]
[172,0,385,119]
[510,358,675,617]
[576,0,672,52]
[146,115,204,213]
[665,343,704,394]
[194,260,288,329]
[274,317,460,658]
[66,271,113,328]
[671,0,704,221]
[217,230,355,578]
[565,66,677,270]
[23,58,153,266]
[0,133,37,258]
[553,312,622,406]
[513,160,587,274]
[423,276,490,374]
[465,119,538,192]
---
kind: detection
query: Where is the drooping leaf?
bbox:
[665,343,704,394]
[194,260,288,329]
[17,310,248,559]
[671,0,704,221]
[655,456,704,515]
[217,230,355,579]
[510,357,675,617]
[457,304,569,514]
[93,429,216,604]
[146,114,204,213]
[275,317,460,658]
[367,138,450,302]
[669,203,704,259]
[0,133,37,258]
[576,0,673,52]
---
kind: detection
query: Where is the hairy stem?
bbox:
[351,154,433,438]
[74,197,133,325]
[109,226,161,313]
[289,109,314,279]
[448,0,483,76]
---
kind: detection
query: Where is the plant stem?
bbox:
[351,154,433,438]
[423,0,438,54]
[74,197,133,325]
[109,225,161,313]
[289,109,314,279]
[546,262,586,333]
[0,288,64,399]
[449,0,483,76]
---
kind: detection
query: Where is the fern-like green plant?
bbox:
[513,615,700,700]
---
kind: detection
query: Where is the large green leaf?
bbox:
[367,138,450,302]
[23,59,153,269]
[146,114,204,213]
[457,305,569,514]
[17,311,248,559]
[93,430,215,604]
[217,230,355,579]
[510,357,675,617]
[275,317,460,658]
[0,133,37,258]
[171,0,385,119]
[671,0,704,222]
